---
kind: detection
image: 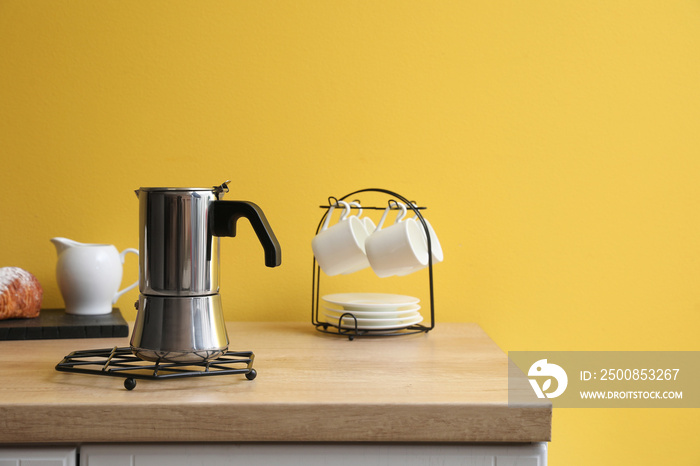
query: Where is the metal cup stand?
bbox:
[312,188,436,340]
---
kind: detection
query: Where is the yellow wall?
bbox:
[1,1,698,463]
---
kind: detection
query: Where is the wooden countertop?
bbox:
[0,322,550,444]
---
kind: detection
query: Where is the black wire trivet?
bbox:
[55,346,256,390]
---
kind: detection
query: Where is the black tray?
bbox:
[0,308,128,340]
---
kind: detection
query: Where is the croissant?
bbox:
[0,267,43,320]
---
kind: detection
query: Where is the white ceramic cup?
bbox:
[365,202,429,278]
[312,201,370,276]
[341,202,376,275]
[409,204,443,264]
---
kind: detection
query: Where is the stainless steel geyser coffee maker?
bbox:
[130,181,281,363]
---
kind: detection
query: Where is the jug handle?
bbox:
[113,248,139,303]
[210,201,282,268]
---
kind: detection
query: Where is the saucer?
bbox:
[322,293,420,311]
[323,304,420,318]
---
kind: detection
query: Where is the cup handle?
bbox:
[320,204,336,231]
[348,201,363,219]
[113,248,139,304]
[393,202,407,223]
[409,202,419,219]
[321,201,352,231]
[375,205,391,232]
[337,201,351,221]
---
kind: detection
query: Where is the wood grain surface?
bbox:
[0,322,550,443]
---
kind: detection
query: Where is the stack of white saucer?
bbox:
[322,292,423,330]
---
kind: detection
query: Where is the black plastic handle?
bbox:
[210,200,282,268]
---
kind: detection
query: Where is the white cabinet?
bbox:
[79,444,547,466]
[1,444,546,466]
[0,447,76,466]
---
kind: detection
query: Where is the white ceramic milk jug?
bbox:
[51,237,139,315]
